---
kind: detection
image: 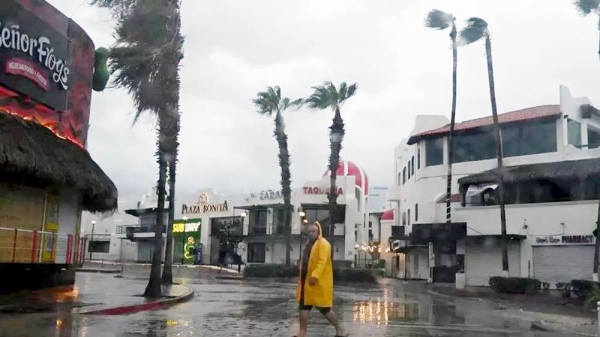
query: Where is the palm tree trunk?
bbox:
[328,107,345,259]
[485,36,509,277]
[144,147,166,299]
[274,111,292,266]
[162,158,177,284]
[593,184,600,281]
[446,23,458,225]
[597,14,600,61]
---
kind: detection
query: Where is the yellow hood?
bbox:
[313,221,323,239]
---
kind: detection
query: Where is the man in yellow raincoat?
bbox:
[293,222,347,337]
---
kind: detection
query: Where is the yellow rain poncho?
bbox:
[295,221,334,308]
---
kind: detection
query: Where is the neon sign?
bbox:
[173,221,200,233]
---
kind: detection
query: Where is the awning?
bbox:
[0,111,117,213]
[466,234,526,244]
[458,157,600,186]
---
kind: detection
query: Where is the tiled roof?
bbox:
[407,105,561,145]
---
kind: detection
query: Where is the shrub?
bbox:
[334,268,378,283]
[243,264,378,283]
[243,264,298,278]
[571,279,600,299]
[489,276,540,294]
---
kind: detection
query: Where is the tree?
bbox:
[573,1,600,283]
[459,18,509,277]
[92,0,184,297]
[252,86,302,266]
[425,9,458,225]
[305,82,358,256]
[573,0,600,60]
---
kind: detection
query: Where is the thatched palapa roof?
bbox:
[458,157,600,186]
[0,111,118,213]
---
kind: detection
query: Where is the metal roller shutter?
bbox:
[465,243,521,286]
[533,246,594,283]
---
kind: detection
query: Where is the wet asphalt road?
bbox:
[0,274,584,336]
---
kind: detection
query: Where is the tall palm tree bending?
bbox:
[252,86,302,266]
[304,82,358,256]
[92,0,184,297]
[425,9,458,225]
[459,17,509,277]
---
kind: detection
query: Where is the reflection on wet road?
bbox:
[0,275,583,336]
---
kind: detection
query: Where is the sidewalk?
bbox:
[0,273,192,314]
[408,280,598,336]
[79,261,242,278]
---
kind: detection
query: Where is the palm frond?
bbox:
[574,0,600,15]
[425,9,453,30]
[343,83,358,101]
[254,86,301,116]
[459,17,488,46]
[305,84,334,110]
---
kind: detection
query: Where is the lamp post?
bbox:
[89,221,96,261]
[298,211,306,262]
[238,212,246,272]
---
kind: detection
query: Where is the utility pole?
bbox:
[89,221,96,261]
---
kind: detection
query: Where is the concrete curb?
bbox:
[77,268,121,274]
[530,320,596,337]
[79,286,194,315]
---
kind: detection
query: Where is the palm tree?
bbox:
[425,9,458,225]
[92,0,184,297]
[573,0,600,283]
[252,86,302,266]
[459,18,509,277]
[305,82,358,254]
[573,0,600,60]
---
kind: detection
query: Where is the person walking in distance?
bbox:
[294,221,348,337]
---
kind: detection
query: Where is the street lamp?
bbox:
[89,221,96,261]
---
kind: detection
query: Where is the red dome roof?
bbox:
[381,209,394,221]
[323,160,369,194]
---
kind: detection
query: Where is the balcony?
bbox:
[247,223,285,237]
[115,224,165,237]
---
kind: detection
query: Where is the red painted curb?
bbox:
[80,286,194,315]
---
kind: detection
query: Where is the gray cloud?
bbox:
[50,0,600,202]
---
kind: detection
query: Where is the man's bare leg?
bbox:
[323,310,346,336]
[296,310,309,337]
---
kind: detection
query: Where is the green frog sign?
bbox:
[183,236,196,260]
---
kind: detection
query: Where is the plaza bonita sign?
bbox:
[181,192,229,215]
[0,20,70,90]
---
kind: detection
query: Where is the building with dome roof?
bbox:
[115,160,377,266]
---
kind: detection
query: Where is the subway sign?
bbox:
[172,219,201,233]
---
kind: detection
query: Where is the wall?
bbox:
[58,189,81,236]
[455,200,597,278]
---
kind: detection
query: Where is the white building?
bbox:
[387,85,600,287]
[116,161,375,266]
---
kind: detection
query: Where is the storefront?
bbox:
[531,234,595,283]
[172,218,202,264]
[0,0,115,292]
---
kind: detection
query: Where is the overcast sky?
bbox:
[49,0,600,204]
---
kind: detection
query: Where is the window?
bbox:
[248,243,266,263]
[88,241,110,253]
[417,148,421,169]
[452,119,557,163]
[425,138,444,166]
[250,210,267,235]
[407,161,411,178]
[411,156,415,176]
[211,216,244,237]
[588,126,600,149]
[415,203,418,222]
[397,172,401,186]
[402,212,406,225]
[407,209,411,226]
[368,229,373,242]
[568,118,582,148]
[402,168,407,184]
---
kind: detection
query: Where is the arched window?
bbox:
[402,167,407,184]
[408,209,411,226]
[415,203,419,222]
[402,212,406,225]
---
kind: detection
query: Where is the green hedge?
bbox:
[243,264,378,283]
[489,276,540,294]
[571,279,600,299]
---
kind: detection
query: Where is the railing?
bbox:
[248,223,285,236]
[0,227,86,265]
[116,224,164,235]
